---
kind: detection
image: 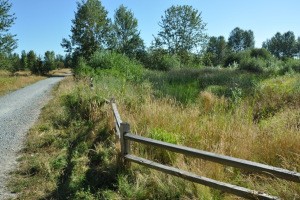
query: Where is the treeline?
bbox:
[1,50,68,74]
[1,0,300,75]
[0,0,68,74]
[62,0,300,74]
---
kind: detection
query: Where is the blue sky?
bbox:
[10,0,300,56]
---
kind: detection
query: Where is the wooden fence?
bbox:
[109,99,300,200]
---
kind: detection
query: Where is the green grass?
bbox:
[10,69,300,199]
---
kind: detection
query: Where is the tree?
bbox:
[228,27,254,52]
[262,31,297,59]
[27,50,37,70]
[20,50,27,70]
[153,5,207,55]
[64,0,110,59]
[44,51,56,71]
[110,5,144,58]
[205,36,227,66]
[0,0,17,55]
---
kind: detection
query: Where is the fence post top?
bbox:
[110,97,116,103]
[120,122,130,133]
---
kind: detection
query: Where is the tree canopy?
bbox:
[0,0,17,55]
[228,27,254,52]
[64,0,110,59]
[263,31,298,59]
[205,36,227,66]
[110,5,144,58]
[153,5,207,54]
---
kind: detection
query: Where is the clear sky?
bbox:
[10,0,300,56]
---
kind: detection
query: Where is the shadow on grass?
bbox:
[44,122,121,200]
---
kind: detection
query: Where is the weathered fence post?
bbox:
[120,122,131,167]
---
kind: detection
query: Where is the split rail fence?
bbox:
[108,99,300,200]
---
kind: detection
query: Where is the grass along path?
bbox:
[0,70,45,96]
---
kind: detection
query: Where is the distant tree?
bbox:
[295,36,300,58]
[153,5,207,55]
[9,53,20,71]
[44,51,56,71]
[27,50,37,70]
[205,36,227,66]
[0,0,17,55]
[263,31,297,59]
[20,50,27,70]
[63,0,110,59]
[228,27,254,52]
[110,5,144,58]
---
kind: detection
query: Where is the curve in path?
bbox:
[0,77,64,199]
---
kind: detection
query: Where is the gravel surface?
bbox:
[0,77,64,199]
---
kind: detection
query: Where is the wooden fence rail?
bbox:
[109,99,300,200]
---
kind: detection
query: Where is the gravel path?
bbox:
[0,77,64,199]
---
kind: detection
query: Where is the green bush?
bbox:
[239,57,266,73]
[284,59,300,73]
[250,48,272,60]
[145,50,180,71]
[89,51,144,81]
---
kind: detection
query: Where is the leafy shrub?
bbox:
[73,57,94,76]
[250,48,272,60]
[239,57,266,73]
[145,50,180,71]
[283,59,300,73]
[90,50,144,81]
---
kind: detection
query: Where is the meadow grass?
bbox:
[0,70,45,96]
[10,69,300,199]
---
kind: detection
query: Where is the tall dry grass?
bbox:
[0,70,44,95]
[10,69,300,199]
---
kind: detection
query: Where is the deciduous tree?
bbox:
[110,5,144,58]
[63,0,110,59]
[205,36,227,66]
[263,31,297,59]
[153,5,207,54]
[228,27,254,52]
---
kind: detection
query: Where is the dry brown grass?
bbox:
[0,70,45,96]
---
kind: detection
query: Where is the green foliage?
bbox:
[263,31,298,59]
[110,5,144,58]
[20,50,28,70]
[153,5,207,54]
[239,57,266,73]
[144,49,180,71]
[69,0,110,59]
[90,50,144,81]
[250,48,272,60]
[205,36,228,66]
[228,27,255,52]
[44,51,56,71]
[26,50,37,72]
[0,0,17,54]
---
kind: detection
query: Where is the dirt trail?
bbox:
[0,77,63,199]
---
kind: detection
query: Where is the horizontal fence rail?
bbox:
[108,99,300,200]
[125,133,300,183]
[126,155,278,200]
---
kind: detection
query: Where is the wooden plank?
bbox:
[111,101,122,128]
[125,154,279,200]
[125,133,300,183]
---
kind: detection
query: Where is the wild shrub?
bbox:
[89,50,144,81]
[145,50,180,71]
[250,48,272,60]
[239,57,266,73]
